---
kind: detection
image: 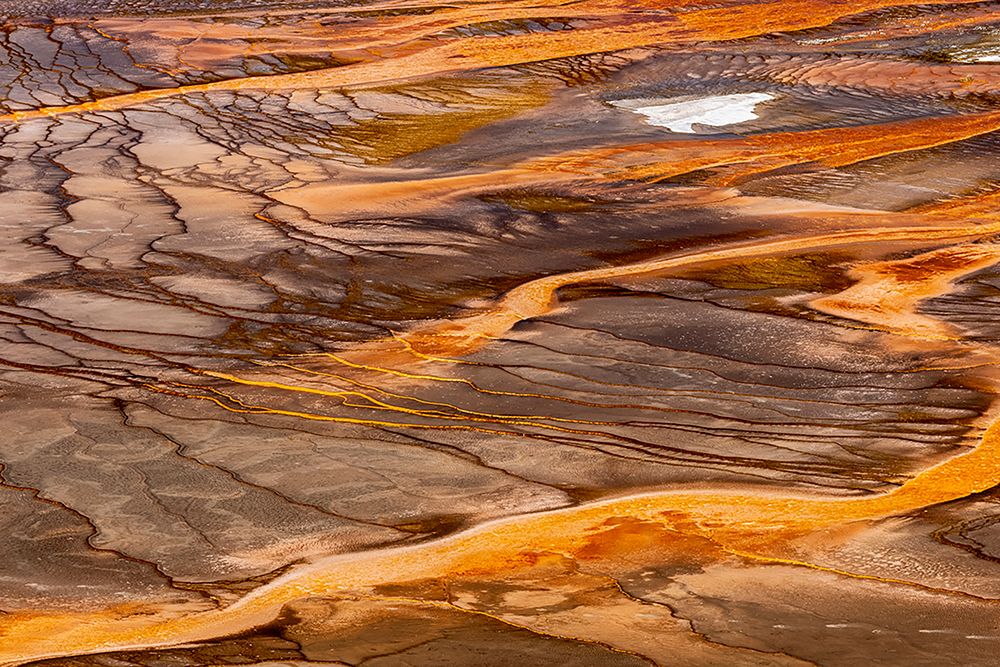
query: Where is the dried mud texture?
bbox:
[4,0,1000,665]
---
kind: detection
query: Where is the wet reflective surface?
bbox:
[4,0,1000,665]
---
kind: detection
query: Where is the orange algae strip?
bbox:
[810,244,1000,340]
[586,110,1000,185]
[3,408,1000,665]
[271,110,1000,225]
[391,220,1000,357]
[2,0,990,123]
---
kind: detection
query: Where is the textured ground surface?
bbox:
[4,0,1000,665]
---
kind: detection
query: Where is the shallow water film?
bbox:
[4,1,1000,665]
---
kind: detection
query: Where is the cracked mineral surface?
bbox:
[4,1,1000,665]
